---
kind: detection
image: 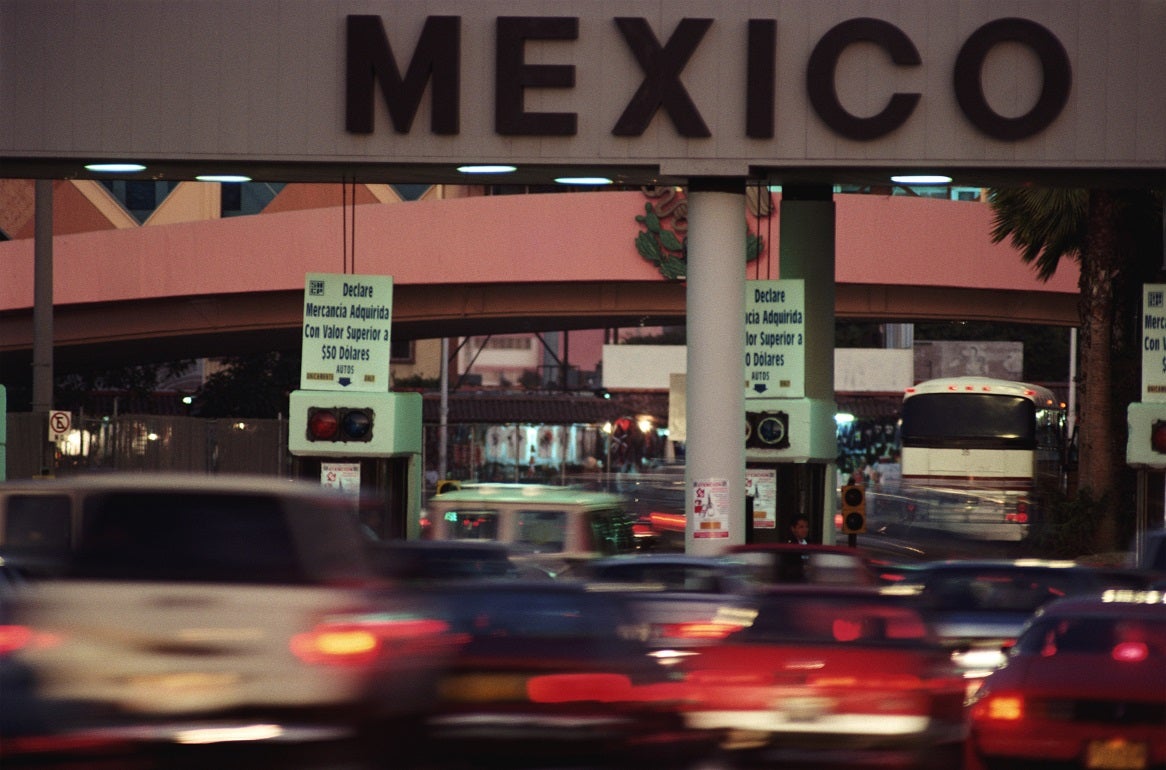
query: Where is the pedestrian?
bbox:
[786,513,810,544]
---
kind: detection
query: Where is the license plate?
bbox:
[439,673,529,702]
[776,695,833,722]
[128,671,240,693]
[1085,738,1148,770]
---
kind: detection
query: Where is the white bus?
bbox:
[895,377,1067,542]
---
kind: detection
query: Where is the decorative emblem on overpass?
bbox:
[635,187,766,280]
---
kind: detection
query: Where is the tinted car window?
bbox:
[440,509,500,541]
[371,543,515,580]
[514,509,566,553]
[440,588,632,640]
[919,569,1089,612]
[590,509,635,555]
[4,494,72,553]
[589,562,724,593]
[739,593,931,647]
[1015,615,1166,656]
[73,492,305,584]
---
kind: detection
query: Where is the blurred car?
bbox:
[724,543,881,586]
[570,553,750,594]
[564,554,757,648]
[0,473,459,768]
[367,539,540,582]
[414,580,724,769]
[420,483,637,577]
[890,559,1145,686]
[1140,528,1166,576]
[674,585,967,769]
[966,589,1166,770]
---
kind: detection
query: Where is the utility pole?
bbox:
[33,179,54,477]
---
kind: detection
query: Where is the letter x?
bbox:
[613,18,712,137]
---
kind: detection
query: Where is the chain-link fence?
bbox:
[5,413,290,480]
[6,413,636,489]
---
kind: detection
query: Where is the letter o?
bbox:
[954,18,1071,141]
[806,18,922,141]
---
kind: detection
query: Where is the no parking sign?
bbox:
[48,410,72,441]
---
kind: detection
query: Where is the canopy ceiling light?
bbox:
[890,174,953,185]
[457,164,517,174]
[84,162,146,173]
[554,176,613,185]
[196,174,252,183]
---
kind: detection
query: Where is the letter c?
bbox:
[806,18,921,141]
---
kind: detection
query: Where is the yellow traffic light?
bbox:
[840,484,867,534]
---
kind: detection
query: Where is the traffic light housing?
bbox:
[288,391,421,458]
[840,484,867,534]
[304,406,375,443]
[745,411,790,450]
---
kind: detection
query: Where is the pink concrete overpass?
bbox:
[0,190,1079,369]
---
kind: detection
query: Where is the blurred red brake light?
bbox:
[1112,641,1148,662]
[527,672,633,703]
[658,622,743,640]
[0,624,33,654]
[290,616,451,666]
[972,693,1024,721]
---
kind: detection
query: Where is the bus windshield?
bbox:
[900,393,1036,449]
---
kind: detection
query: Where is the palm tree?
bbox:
[988,187,1163,552]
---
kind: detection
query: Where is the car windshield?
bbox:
[1015,615,1166,656]
[737,593,932,646]
[437,588,632,640]
[917,569,1084,612]
[589,562,725,593]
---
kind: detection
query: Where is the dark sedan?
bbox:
[412,580,724,769]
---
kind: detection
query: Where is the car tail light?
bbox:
[657,621,743,641]
[1006,501,1029,523]
[290,616,452,667]
[971,693,1024,721]
[0,624,62,654]
[526,673,633,703]
[806,673,922,689]
[1112,641,1148,662]
[0,624,33,654]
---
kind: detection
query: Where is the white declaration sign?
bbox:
[1142,284,1166,403]
[299,273,393,392]
[745,280,805,399]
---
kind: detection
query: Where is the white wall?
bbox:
[607,345,914,394]
[834,349,914,393]
[602,344,686,390]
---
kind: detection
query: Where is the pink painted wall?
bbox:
[0,191,1078,311]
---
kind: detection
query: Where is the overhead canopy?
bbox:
[1,1,1163,188]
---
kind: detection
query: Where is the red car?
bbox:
[673,585,967,769]
[966,590,1166,770]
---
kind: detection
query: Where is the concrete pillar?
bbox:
[779,185,838,538]
[685,178,747,554]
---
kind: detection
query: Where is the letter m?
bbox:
[346,15,460,134]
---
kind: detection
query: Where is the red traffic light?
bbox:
[307,408,340,440]
[1152,421,1166,454]
[305,407,374,443]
